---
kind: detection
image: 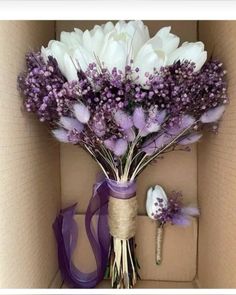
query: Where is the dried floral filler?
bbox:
[18,21,228,289]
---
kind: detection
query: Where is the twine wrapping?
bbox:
[156,226,163,265]
[108,196,138,240]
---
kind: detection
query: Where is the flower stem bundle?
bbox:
[18,21,227,289]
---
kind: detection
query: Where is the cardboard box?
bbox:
[0,20,235,288]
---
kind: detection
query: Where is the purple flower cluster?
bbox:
[145,61,228,119]
[18,50,228,180]
[79,60,228,130]
[18,52,78,124]
[154,191,199,226]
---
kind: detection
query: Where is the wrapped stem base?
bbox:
[156,225,164,265]
[107,193,139,288]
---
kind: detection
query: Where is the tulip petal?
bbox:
[73,46,96,72]
[102,21,115,34]
[63,53,78,81]
[60,31,82,49]
[146,187,156,220]
[133,44,166,85]
[152,185,168,208]
[99,38,128,73]
[167,41,207,71]
[146,185,168,220]
[148,26,180,55]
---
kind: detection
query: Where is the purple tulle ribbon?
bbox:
[53,179,111,288]
[53,178,136,288]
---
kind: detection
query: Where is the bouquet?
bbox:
[18,20,228,289]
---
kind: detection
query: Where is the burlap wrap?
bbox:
[108,195,138,240]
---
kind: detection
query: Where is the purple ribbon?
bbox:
[53,178,136,288]
[53,179,110,288]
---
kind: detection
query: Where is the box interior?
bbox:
[0,20,235,288]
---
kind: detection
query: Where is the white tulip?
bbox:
[133,44,167,86]
[147,26,180,55]
[167,41,207,71]
[101,21,115,34]
[146,185,168,220]
[60,31,82,49]
[42,22,208,84]
[114,20,150,57]
[99,37,129,73]
[41,41,78,81]
[99,20,149,73]
[83,28,105,57]
[80,22,114,56]
[72,45,97,73]
[41,46,52,63]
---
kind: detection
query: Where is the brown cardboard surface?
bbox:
[0,21,61,287]
[198,21,236,288]
[72,215,197,282]
[57,21,198,214]
[61,144,197,214]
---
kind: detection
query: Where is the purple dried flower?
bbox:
[18,50,228,180]
[167,115,195,135]
[156,110,167,125]
[154,191,199,226]
[59,116,84,132]
[124,128,136,142]
[114,110,133,130]
[18,52,77,123]
[133,107,146,130]
[104,138,115,150]
[113,139,128,156]
[200,105,225,123]
[67,129,81,144]
[171,215,191,226]
[181,206,199,216]
[142,133,172,155]
[52,129,69,143]
[178,133,202,145]
[140,120,160,137]
[73,103,90,124]
[92,118,106,137]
